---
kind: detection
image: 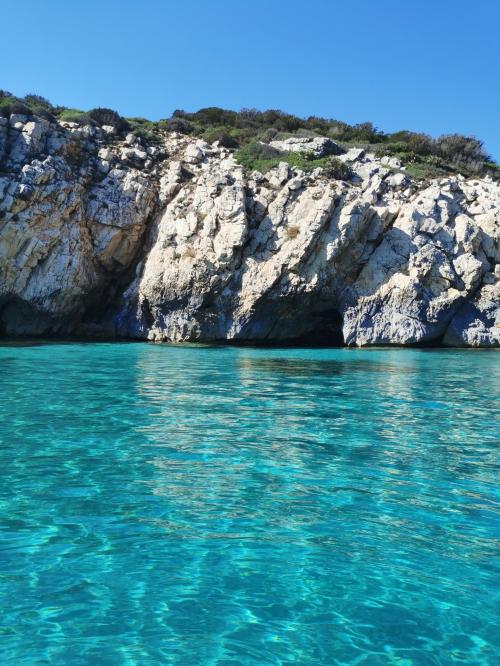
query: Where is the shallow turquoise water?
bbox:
[0,343,498,665]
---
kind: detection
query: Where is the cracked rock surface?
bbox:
[0,115,498,346]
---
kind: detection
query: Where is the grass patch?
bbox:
[235,141,352,179]
[405,161,446,180]
[58,108,91,124]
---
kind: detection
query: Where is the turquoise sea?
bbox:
[0,343,498,665]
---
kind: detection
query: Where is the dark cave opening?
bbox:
[0,298,48,337]
[285,308,344,347]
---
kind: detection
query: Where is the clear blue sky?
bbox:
[3,0,499,160]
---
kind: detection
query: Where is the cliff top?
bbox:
[0,88,498,348]
[1,90,498,183]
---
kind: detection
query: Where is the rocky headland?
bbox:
[0,102,498,346]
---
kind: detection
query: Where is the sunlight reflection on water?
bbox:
[0,343,498,664]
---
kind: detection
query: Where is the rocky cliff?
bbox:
[0,113,498,346]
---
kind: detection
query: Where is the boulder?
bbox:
[269,136,343,158]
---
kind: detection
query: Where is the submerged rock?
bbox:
[0,115,498,346]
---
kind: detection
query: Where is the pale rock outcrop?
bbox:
[0,113,498,346]
[341,179,498,345]
[0,117,159,334]
[269,136,342,158]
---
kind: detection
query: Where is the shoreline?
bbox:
[1,336,498,351]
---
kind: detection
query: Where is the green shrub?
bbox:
[31,106,56,122]
[88,107,129,132]
[0,97,14,117]
[235,141,283,172]
[0,93,56,119]
[202,128,239,148]
[58,108,93,125]
[58,106,130,131]
[189,107,238,127]
[126,117,158,142]
[304,115,331,134]
[165,117,193,133]
[404,155,450,180]
[327,120,383,143]
[24,94,52,109]
[0,98,32,117]
[434,134,488,173]
[484,161,500,180]
[321,157,352,180]
[235,141,352,179]
[388,131,433,155]
[259,127,279,142]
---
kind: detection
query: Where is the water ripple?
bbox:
[0,343,498,664]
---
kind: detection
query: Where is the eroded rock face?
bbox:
[0,115,498,346]
[443,282,500,347]
[0,117,159,334]
[342,181,499,346]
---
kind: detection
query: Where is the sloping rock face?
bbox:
[0,116,160,334]
[0,114,498,346]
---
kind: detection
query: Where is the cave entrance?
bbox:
[285,309,344,347]
[0,298,53,337]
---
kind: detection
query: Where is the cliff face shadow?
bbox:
[0,297,57,337]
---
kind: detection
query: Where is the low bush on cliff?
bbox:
[321,157,353,180]
[169,108,385,146]
[58,109,93,124]
[0,92,129,134]
[201,128,241,148]
[234,141,352,179]
[23,94,52,109]
[0,96,32,117]
[375,131,491,177]
[0,92,59,120]
[404,159,449,181]
[87,108,129,132]
[434,134,488,173]
[126,117,159,142]
[234,141,283,171]
[57,106,130,133]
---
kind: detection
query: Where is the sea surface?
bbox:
[0,343,498,665]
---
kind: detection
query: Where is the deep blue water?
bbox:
[0,343,498,665]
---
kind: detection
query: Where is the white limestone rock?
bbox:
[269,136,342,158]
[0,117,498,347]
